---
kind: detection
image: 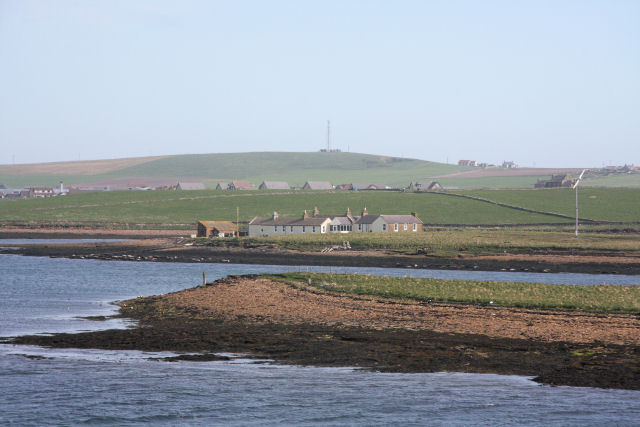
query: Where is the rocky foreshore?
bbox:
[5,275,640,390]
[3,236,640,275]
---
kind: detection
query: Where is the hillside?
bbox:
[0,152,466,188]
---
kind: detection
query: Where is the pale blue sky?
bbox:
[0,0,638,167]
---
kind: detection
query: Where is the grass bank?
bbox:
[235,227,640,257]
[271,273,640,313]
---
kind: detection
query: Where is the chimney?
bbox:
[303,210,309,219]
[361,207,368,216]
[411,212,417,217]
[272,211,278,220]
[346,207,351,217]
[313,206,319,217]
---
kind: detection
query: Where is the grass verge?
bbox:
[269,273,640,313]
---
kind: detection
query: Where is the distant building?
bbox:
[196,221,238,238]
[335,183,390,191]
[215,182,229,190]
[502,161,518,168]
[248,206,422,236]
[458,160,478,167]
[249,211,331,237]
[28,186,55,198]
[534,174,576,188]
[228,181,255,190]
[408,181,442,192]
[176,182,206,190]
[302,181,333,190]
[355,209,423,233]
[258,181,290,190]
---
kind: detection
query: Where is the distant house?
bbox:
[215,182,229,190]
[408,181,442,192]
[28,186,55,198]
[0,184,7,189]
[176,182,206,190]
[502,161,518,169]
[258,181,290,190]
[534,174,576,188]
[229,181,255,190]
[352,183,389,190]
[196,221,238,238]
[248,211,331,237]
[458,160,478,167]
[334,183,354,190]
[302,181,333,190]
[335,183,387,191]
[355,210,423,233]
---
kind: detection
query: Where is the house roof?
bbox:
[259,181,290,190]
[381,214,422,224]
[356,214,422,225]
[177,182,206,190]
[198,221,238,232]
[303,181,333,190]
[249,216,330,227]
[231,180,254,190]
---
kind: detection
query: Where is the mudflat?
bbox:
[8,275,640,390]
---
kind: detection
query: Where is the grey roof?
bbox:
[177,182,206,190]
[356,214,422,224]
[353,183,388,190]
[249,216,330,226]
[355,215,381,225]
[259,181,290,190]
[303,181,333,190]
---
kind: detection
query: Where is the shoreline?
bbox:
[4,234,640,275]
[5,275,640,390]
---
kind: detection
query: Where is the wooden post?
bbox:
[203,271,206,286]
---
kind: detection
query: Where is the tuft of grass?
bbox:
[268,273,640,313]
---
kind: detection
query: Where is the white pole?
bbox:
[575,184,579,238]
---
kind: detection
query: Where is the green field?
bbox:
[272,273,640,313]
[0,189,576,225]
[2,186,640,225]
[582,174,640,188]
[437,175,550,189]
[457,187,640,222]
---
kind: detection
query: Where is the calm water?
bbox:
[1,253,639,426]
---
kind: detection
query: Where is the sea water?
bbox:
[1,253,639,426]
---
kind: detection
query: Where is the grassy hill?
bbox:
[0,152,466,188]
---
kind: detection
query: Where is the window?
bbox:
[274,226,277,232]
[382,224,387,231]
[394,223,398,232]
[312,226,316,233]
[290,226,294,232]
[358,224,361,231]
[303,226,306,232]
[413,223,417,232]
[404,223,408,231]
[321,226,325,233]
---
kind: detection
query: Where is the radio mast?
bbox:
[327,120,331,152]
